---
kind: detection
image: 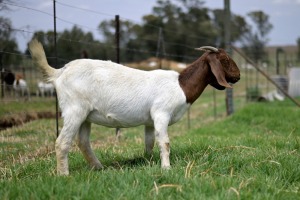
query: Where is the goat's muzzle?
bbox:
[230,76,240,84]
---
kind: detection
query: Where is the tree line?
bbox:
[1,0,298,68]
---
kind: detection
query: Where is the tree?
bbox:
[27,26,103,67]
[0,1,22,67]
[241,11,273,63]
[147,0,217,62]
[98,0,218,63]
[98,19,138,62]
[0,17,21,66]
[98,0,262,63]
[57,26,100,61]
[212,9,249,47]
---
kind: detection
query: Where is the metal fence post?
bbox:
[0,51,4,99]
[53,0,59,137]
[224,0,234,115]
[115,15,121,138]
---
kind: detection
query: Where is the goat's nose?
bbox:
[231,76,240,83]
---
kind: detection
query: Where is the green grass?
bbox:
[0,98,56,116]
[1,99,300,199]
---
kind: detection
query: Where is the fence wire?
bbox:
[1,1,298,133]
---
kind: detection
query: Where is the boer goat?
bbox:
[29,39,240,175]
[13,74,30,99]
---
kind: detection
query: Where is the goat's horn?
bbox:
[195,46,219,52]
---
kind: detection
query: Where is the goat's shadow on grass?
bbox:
[72,154,160,173]
[106,154,159,170]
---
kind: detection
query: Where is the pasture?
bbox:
[1,94,299,199]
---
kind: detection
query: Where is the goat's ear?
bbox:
[207,54,232,88]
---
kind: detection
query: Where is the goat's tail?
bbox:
[29,39,56,81]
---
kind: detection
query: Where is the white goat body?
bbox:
[57,59,188,128]
[29,39,240,175]
[13,78,30,98]
[37,81,55,97]
[54,60,188,175]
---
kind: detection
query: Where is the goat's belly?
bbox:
[87,110,152,128]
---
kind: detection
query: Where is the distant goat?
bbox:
[29,39,240,175]
[13,74,30,99]
[37,81,55,97]
[1,68,15,95]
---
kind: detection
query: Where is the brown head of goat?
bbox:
[179,46,240,104]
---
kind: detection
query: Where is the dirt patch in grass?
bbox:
[0,111,59,131]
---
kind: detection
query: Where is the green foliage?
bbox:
[241,11,273,63]
[96,0,220,63]
[0,99,56,116]
[26,27,104,67]
[16,0,272,65]
[57,27,103,61]
[1,100,300,199]
[0,17,21,66]
[212,9,249,47]
[246,87,261,101]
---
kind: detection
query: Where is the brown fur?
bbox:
[15,74,23,85]
[179,49,240,104]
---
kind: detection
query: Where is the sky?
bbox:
[1,0,300,52]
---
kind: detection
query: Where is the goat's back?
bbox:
[54,59,188,127]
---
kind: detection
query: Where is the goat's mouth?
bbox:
[210,83,226,90]
[227,76,240,84]
[212,77,240,90]
[210,75,240,90]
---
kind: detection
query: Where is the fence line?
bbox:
[3,1,222,45]
[233,46,300,107]
[2,27,202,62]
[1,1,297,133]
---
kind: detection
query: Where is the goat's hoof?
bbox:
[161,165,171,170]
[91,163,103,170]
[57,170,69,176]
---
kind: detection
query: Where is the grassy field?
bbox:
[0,97,300,199]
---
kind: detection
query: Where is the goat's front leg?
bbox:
[153,114,171,169]
[144,126,155,156]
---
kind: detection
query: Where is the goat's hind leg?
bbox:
[77,121,103,170]
[56,122,79,175]
[144,126,155,156]
[56,111,87,175]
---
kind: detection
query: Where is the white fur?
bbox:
[53,59,190,175]
[29,40,191,175]
[13,79,30,99]
[37,81,54,97]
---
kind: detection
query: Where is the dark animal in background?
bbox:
[2,69,15,95]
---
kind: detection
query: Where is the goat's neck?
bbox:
[179,59,210,104]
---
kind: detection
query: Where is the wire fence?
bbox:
[1,1,299,132]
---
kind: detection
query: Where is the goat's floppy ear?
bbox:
[207,54,232,88]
